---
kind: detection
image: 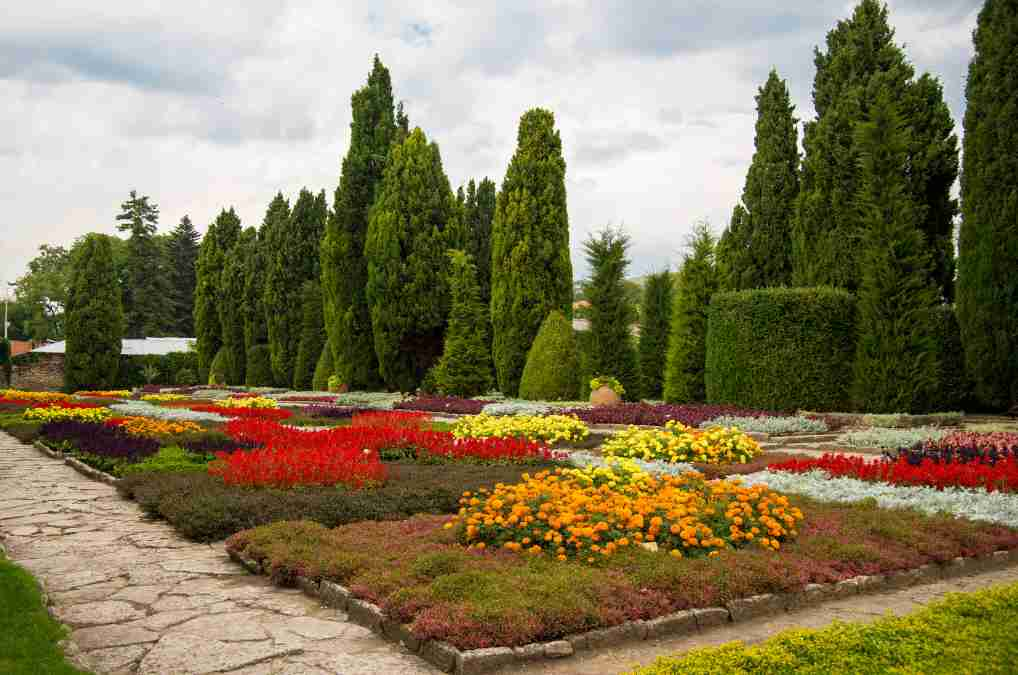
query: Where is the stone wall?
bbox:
[11,354,65,391]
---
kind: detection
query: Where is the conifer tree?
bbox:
[638,270,673,400]
[64,234,123,390]
[583,226,638,399]
[717,70,798,290]
[793,0,958,297]
[957,0,1018,410]
[164,215,200,335]
[218,228,255,384]
[193,208,241,376]
[242,196,286,386]
[431,250,494,397]
[266,189,326,387]
[365,127,453,392]
[293,281,327,391]
[491,109,573,395]
[664,222,718,403]
[321,56,396,391]
[851,93,940,413]
[115,191,165,337]
[466,178,496,308]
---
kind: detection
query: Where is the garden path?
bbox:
[0,433,437,675]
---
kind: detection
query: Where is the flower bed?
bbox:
[451,414,589,445]
[394,395,492,415]
[24,402,112,424]
[898,431,1018,464]
[698,415,828,434]
[39,420,160,474]
[189,405,293,421]
[302,404,363,420]
[602,422,761,464]
[0,389,70,403]
[225,497,1018,650]
[105,416,203,437]
[140,393,190,403]
[451,462,802,560]
[562,403,783,428]
[73,390,131,399]
[111,400,228,423]
[215,396,279,409]
[837,426,947,450]
[277,395,338,403]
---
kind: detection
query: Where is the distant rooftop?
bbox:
[32,337,195,356]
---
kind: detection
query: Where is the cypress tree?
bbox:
[193,208,241,377]
[638,270,673,400]
[266,189,327,387]
[115,191,165,337]
[466,178,496,308]
[958,0,1018,410]
[321,55,396,391]
[164,215,200,335]
[365,127,453,392]
[293,281,327,391]
[583,226,639,399]
[312,343,334,392]
[851,93,940,413]
[717,70,798,291]
[431,250,494,397]
[491,109,573,396]
[64,234,123,391]
[218,228,255,385]
[793,0,958,297]
[664,222,718,403]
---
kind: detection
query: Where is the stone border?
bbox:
[30,439,120,486]
[228,546,1018,674]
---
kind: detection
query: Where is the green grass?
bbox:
[0,553,90,674]
[631,580,1018,675]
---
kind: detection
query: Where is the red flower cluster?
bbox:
[769,453,1018,493]
[350,410,429,430]
[189,405,293,421]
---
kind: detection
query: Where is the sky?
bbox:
[0,0,982,289]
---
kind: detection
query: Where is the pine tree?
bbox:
[793,0,958,297]
[664,222,718,403]
[638,270,673,400]
[717,70,798,291]
[64,234,123,390]
[365,127,453,392]
[164,215,200,335]
[321,55,396,391]
[583,226,638,399]
[851,93,940,413]
[218,228,255,384]
[193,208,241,377]
[491,109,573,396]
[115,190,165,337]
[431,250,494,397]
[266,189,326,387]
[957,0,1018,410]
[293,281,327,391]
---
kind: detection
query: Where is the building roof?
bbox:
[32,337,196,356]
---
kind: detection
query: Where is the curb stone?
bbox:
[64,456,119,486]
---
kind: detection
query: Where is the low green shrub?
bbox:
[120,446,210,476]
[706,287,856,411]
[630,580,1018,674]
[174,368,198,386]
[519,311,579,401]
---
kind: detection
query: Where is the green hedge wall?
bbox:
[115,351,199,388]
[705,287,857,411]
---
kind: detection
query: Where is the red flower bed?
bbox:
[189,405,293,421]
[769,453,1018,493]
[350,410,430,429]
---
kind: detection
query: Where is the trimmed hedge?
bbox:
[519,311,579,401]
[705,287,856,411]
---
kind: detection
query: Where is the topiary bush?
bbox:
[312,343,334,392]
[208,347,232,386]
[706,287,856,411]
[245,344,273,387]
[519,311,579,401]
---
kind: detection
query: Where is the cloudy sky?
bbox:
[1,0,981,288]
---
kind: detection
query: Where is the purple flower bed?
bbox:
[560,403,785,427]
[40,421,160,460]
[180,435,260,456]
[303,405,365,419]
[891,432,1018,466]
[393,396,493,415]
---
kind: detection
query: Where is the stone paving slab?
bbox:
[0,433,438,675]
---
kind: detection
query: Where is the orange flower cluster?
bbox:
[448,463,802,563]
[106,416,203,437]
[1,389,70,403]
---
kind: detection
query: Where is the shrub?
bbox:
[245,344,273,387]
[121,445,211,476]
[208,347,232,386]
[519,311,579,401]
[312,343,334,392]
[175,368,198,386]
[590,375,625,397]
[430,251,494,397]
[327,375,343,393]
[705,287,856,411]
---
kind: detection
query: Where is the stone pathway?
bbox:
[0,433,437,675]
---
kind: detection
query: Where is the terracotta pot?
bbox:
[590,386,621,407]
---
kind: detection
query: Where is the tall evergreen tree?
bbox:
[583,226,639,399]
[431,250,494,397]
[664,222,718,403]
[242,195,287,385]
[115,191,165,337]
[219,228,255,385]
[465,178,496,308]
[365,127,453,392]
[958,0,1018,410]
[717,70,799,291]
[64,234,123,391]
[293,281,327,391]
[321,55,396,391]
[638,270,673,400]
[851,94,940,413]
[266,189,327,387]
[164,215,200,335]
[793,0,958,298]
[491,109,573,395]
[193,208,241,376]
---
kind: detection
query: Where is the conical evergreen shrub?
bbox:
[519,311,579,401]
[431,250,494,397]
